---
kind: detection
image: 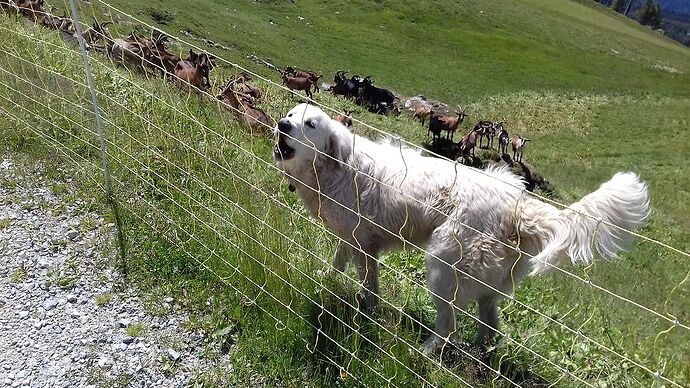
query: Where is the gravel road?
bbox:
[0,156,232,387]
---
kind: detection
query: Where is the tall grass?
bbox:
[1,8,689,387]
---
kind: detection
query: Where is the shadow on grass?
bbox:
[440,341,551,387]
[303,279,380,383]
[303,278,548,386]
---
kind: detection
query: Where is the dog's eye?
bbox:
[288,113,293,117]
[305,120,315,129]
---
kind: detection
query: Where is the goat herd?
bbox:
[414,105,531,164]
[2,0,533,165]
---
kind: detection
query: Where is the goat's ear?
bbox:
[325,131,351,165]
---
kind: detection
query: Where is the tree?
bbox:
[639,0,663,29]
[651,3,663,29]
[612,0,627,12]
[639,0,655,25]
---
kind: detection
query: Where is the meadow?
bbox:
[1,0,689,385]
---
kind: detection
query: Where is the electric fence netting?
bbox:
[1,1,689,386]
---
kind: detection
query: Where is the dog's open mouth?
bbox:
[273,135,295,161]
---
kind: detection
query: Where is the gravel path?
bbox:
[0,156,232,387]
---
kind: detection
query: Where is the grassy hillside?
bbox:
[1,0,689,386]
[79,0,690,101]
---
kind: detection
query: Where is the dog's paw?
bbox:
[421,336,444,356]
[314,265,342,279]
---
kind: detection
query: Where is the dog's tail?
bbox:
[526,172,649,275]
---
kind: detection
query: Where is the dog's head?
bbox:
[273,103,352,170]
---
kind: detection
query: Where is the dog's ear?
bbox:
[325,131,351,165]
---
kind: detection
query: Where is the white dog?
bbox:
[273,103,649,353]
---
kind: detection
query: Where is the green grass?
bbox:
[126,323,147,338]
[1,1,689,386]
[10,266,28,283]
[95,293,113,307]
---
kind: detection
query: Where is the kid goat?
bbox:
[511,136,530,162]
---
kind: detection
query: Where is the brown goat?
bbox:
[217,82,274,132]
[428,105,467,141]
[174,52,211,90]
[108,33,148,70]
[334,109,354,128]
[234,74,262,101]
[459,130,478,164]
[145,40,182,76]
[511,136,530,162]
[285,66,321,92]
[282,73,314,98]
[15,0,44,22]
[414,105,432,126]
[1,1,20,15]
[218,73,262,103]
[76,21,112,51]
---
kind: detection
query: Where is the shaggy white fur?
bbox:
[273,103,649,353]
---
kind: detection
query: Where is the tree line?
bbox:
[596,0,664,30]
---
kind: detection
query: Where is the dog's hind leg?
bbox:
[332,241,350,272]
[351,248,380,314]
[422,230,468,355]
[475,296,499,347]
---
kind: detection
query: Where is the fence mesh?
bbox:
[1,2,689,386]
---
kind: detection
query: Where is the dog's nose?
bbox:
[277,119,292,134]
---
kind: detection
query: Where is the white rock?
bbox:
[117,318,131,328]
[42,299,58,311]
[97,356,112,369]
[166,348,181,361]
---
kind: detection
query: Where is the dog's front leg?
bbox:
[350,247,380,314]
[475,296,499,347]
[332,241,350,272]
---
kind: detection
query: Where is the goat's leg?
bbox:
[475,296,499,346]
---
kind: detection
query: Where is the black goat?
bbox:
[331,71,364,99]
[359,76,396,114]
